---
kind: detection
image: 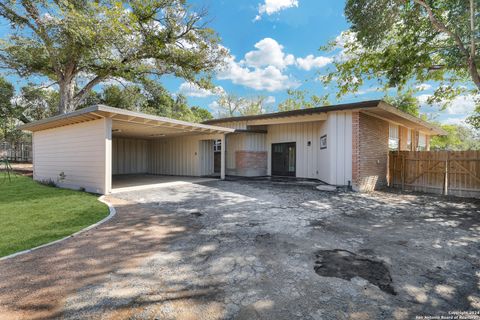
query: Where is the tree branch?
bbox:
[72,75,106,106]
[413,0,480,90]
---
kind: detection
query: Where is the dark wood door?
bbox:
[214,152,221,173]
[271,142,296,176]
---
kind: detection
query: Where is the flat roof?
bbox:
[18,105,235,136]
[203,100,447,135]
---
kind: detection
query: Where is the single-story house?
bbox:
[19,100,445,194]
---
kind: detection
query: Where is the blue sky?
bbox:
[0,0,475,124]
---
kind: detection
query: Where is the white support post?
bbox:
[104,118,112,194]
[220,134,226,180]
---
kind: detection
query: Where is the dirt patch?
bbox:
[314,249,396,295]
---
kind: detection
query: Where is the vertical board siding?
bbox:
[267,121,326,180]
[112,138,148,174]
[148,135,221,176]
[226,133,267,170]
[264,112,352,185]
[328,112,353,186]
[33,119,108,194]
[199,140,214,176]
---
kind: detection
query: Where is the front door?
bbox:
[271,142,296,176]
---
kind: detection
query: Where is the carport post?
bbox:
[221,134,226,180]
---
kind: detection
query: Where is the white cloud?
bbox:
[417,94,477,115]
[244,38,295,70]
[178,82,224,98]
[255,0,299,21]
[265,96,276,104]
[441,116,468,126]
[333,30,364,63]
[218,56,300,92]
[296,54,332,71]
[415,83,432,91]
[217,41,300,92]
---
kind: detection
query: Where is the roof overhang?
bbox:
[204,100,447,136]
[366,101,447,135]
[18,105,234,137]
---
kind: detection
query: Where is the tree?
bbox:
[216,94,245,117]
[278,89,329,112]
[321,0,480,123]
[384,90,420,117]
[240,96,269,116]
[102,85,146,111]
[0,0,226,114]
[430,124,480,150]
[191,106,213,122]
[215,94,269,117]
[0,77,15,140]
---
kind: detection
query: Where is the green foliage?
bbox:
[278,90,329,112]
[191,106,213,121]
[384,90,420,117]
[0,76,15,140]
[97,81,213,122]
[0,0,227,113]
[321,0,480,116]
[430,124,480,150]
[0,175,109,257]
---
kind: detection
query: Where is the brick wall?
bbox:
[235,151,267,175]
[352,112,389,192]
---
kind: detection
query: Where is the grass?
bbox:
[0,174,109,257]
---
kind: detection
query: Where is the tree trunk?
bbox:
[58,80,75,114]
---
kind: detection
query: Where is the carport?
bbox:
[19,105,234,194]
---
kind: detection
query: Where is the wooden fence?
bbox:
[389,150,480,198]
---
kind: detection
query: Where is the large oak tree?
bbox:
[321,0,480,127]
[0,0,226,114]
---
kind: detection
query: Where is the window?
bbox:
[213,139,221,152]
[389,124,399,150]
[406,129,412,150]
[418,133,426,151]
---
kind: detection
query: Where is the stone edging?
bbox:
[0,195,116,261]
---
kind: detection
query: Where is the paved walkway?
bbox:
[0,180,478,319]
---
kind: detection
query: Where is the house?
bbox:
[19,100,445,194]
[203,99,445,191]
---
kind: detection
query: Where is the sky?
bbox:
[0,0,475,125]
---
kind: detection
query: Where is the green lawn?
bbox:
[0,174,109,257]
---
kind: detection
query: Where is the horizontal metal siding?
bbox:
[33,118,107,193]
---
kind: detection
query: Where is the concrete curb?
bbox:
[0,195,116,262]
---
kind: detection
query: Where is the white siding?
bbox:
[199,140,214,176]
[266,121,327,180]
[112,138,148,174]
[226,133,267,170]
[148,134,221,176]
[327,112,353,185]
[33,118,110,194]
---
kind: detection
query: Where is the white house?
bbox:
[19,100,445,194]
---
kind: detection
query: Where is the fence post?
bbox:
[401,155,405,191]
[443,157,449,196]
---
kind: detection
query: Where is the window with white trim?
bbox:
[213,139,221,152]
[389,124,399,150]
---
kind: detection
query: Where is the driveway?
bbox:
[0,180,479,319]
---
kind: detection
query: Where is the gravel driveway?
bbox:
[0,180,479,319]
